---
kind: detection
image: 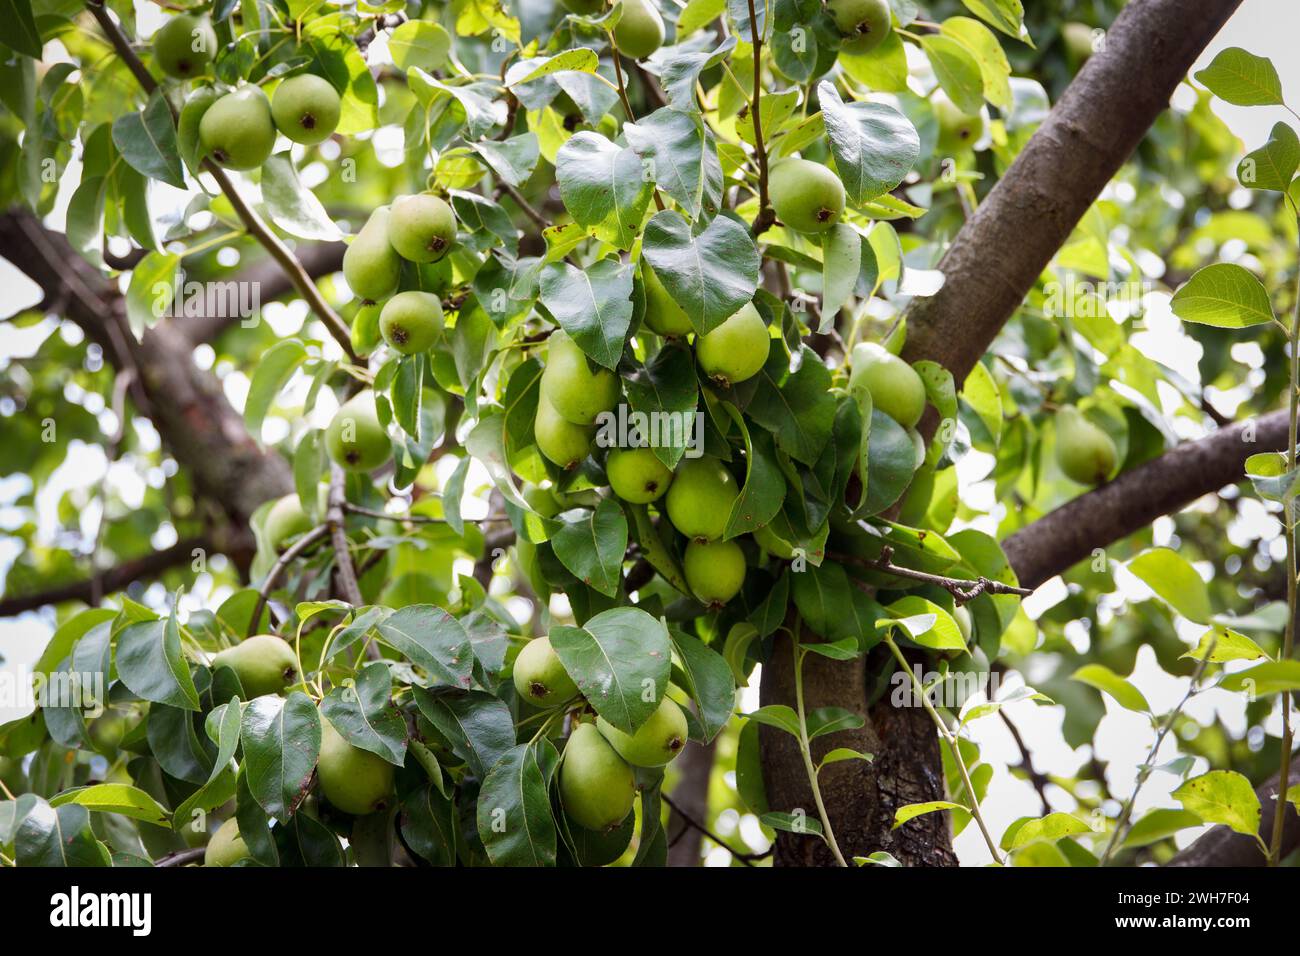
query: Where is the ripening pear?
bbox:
[388,194,457,263]
[684,538,747,607]
[769,158,846,234]
[933,91,985,154]
[613,0,665,59]
[696,303,770,387]
[522,482,563,518]
[848,342,927,429]
[665,457,738,542]
[828,0,891,54]
[271,74,341,145]
[204,818,251,867]
[560,722,636,831]
[607,447,674,503]
[540,329,620,426]
[318,715,395,815]
[154,14,218,79]
[350,303,383,355]
[212,635,299,698]
[325,390,391,473]
[642,264,693,337]
[597,697,688,767]
[512,636,578,707]
[379,291,444,355]
[1054,406,1118,485]
[535,392,594,470]
[343,207,402,303]
[263,493,312,552]
[199,86,276,170]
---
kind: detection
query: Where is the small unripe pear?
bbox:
[204,817,250,866]
[607,447,674,503]
[953,604,973,644]
[1055,406,1118,485]
[513,636,578,707]
[212,634,298,698]
[522,482,563,518]
[343,207,402,302]
[263,493,312,552]
[379,290,444,355]
[199,86,276,170]
[271,74,341,145]
[769,158,846,234]
[828,0,892,54]
[535,392,593,470]
[684,538,747,606]
[848,342,927,429]
[933,91,985,154]
[612,0,665,59]
[325,390,391,473]
[318,715,395,815]
[350,303,383,355]
[696,303,770,387]
[560,722,636,831]
[665,457,738,542]
[540,329,620,425]
[642,264,693,337]
[1062,22,1098,62]
[154,15,218,79]
[597,697,687,767]
[388,194,457,263]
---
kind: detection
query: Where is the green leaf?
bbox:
[879,596,966,651]
[16,802,109,867]
[387,19,451,72]
[817,82,919,204]
[1195,48,1284,106]
[124,251,179,337]
[115,618,201,711]
[624,106,723,218]
[1127,547,1213,624]
[374,605,474,689]
[920,35,985,115]
[1070,663,1149,713]
[321,662,407,766]
[821,224,862,326]
[0,0,42,58]
[111,90,185,190]
[1122,808,1203,849]
[476,740,560,866]
[550,607,672,734]
[555,131,651,249]
[244,339,307,439]
[239,691,321,823]
[622,344,700,470]
[1181,626,1266,663]
[894,800,966,828]
[49,784,170,826]
[1172,770,1261,838]
[641,209,760,335]
[761,810,823,836]
[941,17,1012,111]
[261,153,343,241]
[1237,122,1300,192]
[471,134,539,188]
[745,704,801,737]
[819,748,873,770]
[721,406,786,538]
[538,259,634,370]
[412,687,516,780]
[1170,263,1275,329]
[960,0,1027,42]
[960,359,1002,446]
[1220,660,1300,696]
[551,498,629,598]
[747,344,836,465]
[1244,451,1300,501]
[861,407,916,515]
[669,629,736,743]
[1007,811,1091,849]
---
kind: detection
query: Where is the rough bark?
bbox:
[1168,765,1300,867]
[665,737,717,866]
[1004,411,1288,589]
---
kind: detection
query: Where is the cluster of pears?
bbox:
[1054,405,1118,485]
[559,0,665,60]
[512,636,687,831]
[194,73,341,171]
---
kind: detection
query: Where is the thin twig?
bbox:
[998,710,1051,815]
[745,0,774,236]
[154,846,207,867]
[496,180,549,229]
[831,545,1034,604]
[661,793,771,865]
[247,525,330,638]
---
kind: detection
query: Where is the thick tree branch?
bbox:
[1004,411,1287,589]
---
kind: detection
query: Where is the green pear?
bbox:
[828,0,891,54]
[343,207,402,303]
[613,0,665,59]
[379,290,444,355]
[212,634,298,698]
[263,493,313,552]
[540,329,620,425]
[1055,406,1118,485]
[753,521,795,559]
[641,264,693,337]
[596,697,687,767]
[665,457,739,541]
[769,158,846,234]
[512,636,578,707]
[350,302,383,355]
[696,303,770,387]
[204,817,250,866]
[535,392,593,470]
[522,482,562,518]
[271,74,341,145]
[199,86,276,170]
[388,193,457,263]
[933,91,985,154]
[560,722,636,831]
[318,715,395,815]
[325,390,391,473]
[684,537,747,606]
[1062,22,1098,62]
[606,447,673,503]
[154,14,218,79]
[848,342,927,429]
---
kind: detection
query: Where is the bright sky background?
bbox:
[0,1,1296,866]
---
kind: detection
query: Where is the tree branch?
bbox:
[832,545,1033,603]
